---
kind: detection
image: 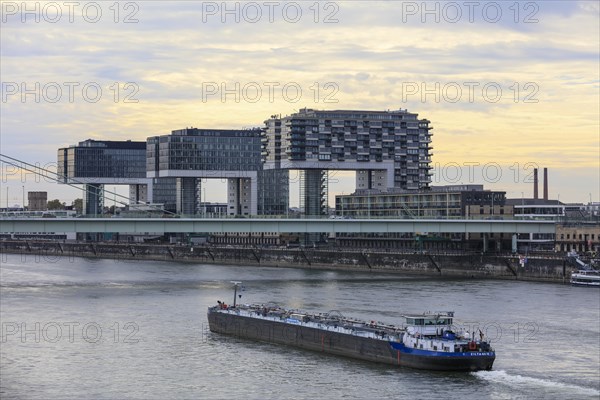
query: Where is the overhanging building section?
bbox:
[263,108,433,190]
[0,218,556,235]
[147,128,288,216]
[262,108,433,216]
[57,139,155,214]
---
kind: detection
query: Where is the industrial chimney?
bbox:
[543,168,548,201]
[533,168,538,199]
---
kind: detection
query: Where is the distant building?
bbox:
[555,224,600,253]
[334,185,508,250]
[263,108,433,216]
[336,185,505,218]
[27,191,47,211]
[498,198,585,218]
[584,202,600,218]
[506,198,588,251]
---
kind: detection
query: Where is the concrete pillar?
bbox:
[227,178,239,216]
[176,178,199,215]
[303,170,326,216]
[249,178,257,215]
[146,180,153,204]
[84,184,103,216]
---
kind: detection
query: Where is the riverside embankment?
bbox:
[0,240,572,283]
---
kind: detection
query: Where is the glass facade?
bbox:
[148,128,289,216]
[58,140,146,180]
[152,177,178,213]
[257,169,289,215]
[148,128,263,173]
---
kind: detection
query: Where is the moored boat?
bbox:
[570,270,600,287]
[207,285,495,371]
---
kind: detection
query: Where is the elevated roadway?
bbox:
[0,218,556,234]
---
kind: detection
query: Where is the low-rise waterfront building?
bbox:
[555,223,600,254]
[335,185,505,219]
[334,185,507,250]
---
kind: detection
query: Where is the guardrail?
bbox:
[0,213,569,221]
[0,217,557,234]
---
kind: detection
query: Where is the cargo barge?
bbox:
[207,286,495,371]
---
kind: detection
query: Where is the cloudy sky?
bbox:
[1,0,598,206]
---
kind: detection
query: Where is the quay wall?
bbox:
[0,240,570,283]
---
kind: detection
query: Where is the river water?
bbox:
[1,253,599,399]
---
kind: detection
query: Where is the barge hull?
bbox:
[207,310,494,371]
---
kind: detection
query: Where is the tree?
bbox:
[47,199,66,210]
[72,198,83,214]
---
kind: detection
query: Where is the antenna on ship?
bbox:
[231,281,242,308]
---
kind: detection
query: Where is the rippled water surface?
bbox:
[1,254,599,399]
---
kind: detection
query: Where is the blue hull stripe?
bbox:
[389,342,495,358]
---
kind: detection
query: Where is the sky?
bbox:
[1,0,599,207]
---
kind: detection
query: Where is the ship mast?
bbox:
[231,281,242,307]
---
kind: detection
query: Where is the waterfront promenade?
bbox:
[0,240,570,283]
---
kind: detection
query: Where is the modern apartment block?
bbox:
[147,128,288,216]
[263,108,433,215]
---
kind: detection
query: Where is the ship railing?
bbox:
[215,307,406,341]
